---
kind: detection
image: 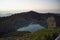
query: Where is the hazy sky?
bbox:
[0,0,60,13]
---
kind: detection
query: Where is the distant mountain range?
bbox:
[0,11,60,37]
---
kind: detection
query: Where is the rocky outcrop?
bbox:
[47,16,56,29]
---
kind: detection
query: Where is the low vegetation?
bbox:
[32,29,60,40]
[0,31,31,40]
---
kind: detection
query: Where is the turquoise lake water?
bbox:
[17,23,46,32]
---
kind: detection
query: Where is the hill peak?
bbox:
[27,11,38,13]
